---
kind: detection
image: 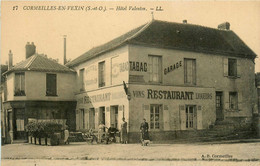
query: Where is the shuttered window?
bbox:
[46,74,57,96]
[148,55,162,83]
[79,69,85,91]
[184,59,196,85]
[229,92,238,109]
[98,61,105,87]
[228,59,237,76]
[14,72,25,96]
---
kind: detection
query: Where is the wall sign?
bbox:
[164,60,182,75]
[147,89,194,100]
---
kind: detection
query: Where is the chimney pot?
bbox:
[8,50,13,70]
[218,22,230,30]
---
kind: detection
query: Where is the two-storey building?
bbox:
[2,44,76,143]
[66,20,257,142]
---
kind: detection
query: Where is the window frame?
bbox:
[184,58,196,85]
[14,72,26,96]
[229,92,238,110]
[150,104,162,130]
[228,58,237,77]
[98,61,106,87]
[79,68,85,91]
[148,55,162,84]
[46,73,57,96]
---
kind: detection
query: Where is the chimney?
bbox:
[183,20,187,24]
[26,42,36,59]
[63,35,67,65]
[218,22,230,30]
[8,50,13,70]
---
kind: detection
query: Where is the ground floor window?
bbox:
[185,105,196,129]
[150,104,162,129]
[110,106,119,128]
[229,92,238,110]
[99,107,105,125]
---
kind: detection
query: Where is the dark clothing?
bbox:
[140,122,149,140]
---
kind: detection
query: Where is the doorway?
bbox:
[99,107,105,125]
[216,92,224,121]
[110,105,119,129]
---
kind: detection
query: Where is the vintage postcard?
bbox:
[1,1,260,166]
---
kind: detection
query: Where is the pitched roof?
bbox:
[66,20,257,67]
[3,54,75,75]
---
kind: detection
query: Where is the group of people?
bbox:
[96,118,150,145]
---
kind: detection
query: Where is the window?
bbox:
[229,92,238,109]
[98,61,105,87]
[228,59,237,77]
[184,59,196,85]
[148,55,162,83]
[185,105,196,129]
[14,72,25,96]
[46,74,57,96]
[79,69,85,91]
[150,104,162,129]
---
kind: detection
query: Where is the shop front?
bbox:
[127,84,216,142]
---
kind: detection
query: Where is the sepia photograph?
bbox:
[1,1,260,166]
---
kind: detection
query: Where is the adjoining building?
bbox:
[2,43,76,143]
[66,20,258,142]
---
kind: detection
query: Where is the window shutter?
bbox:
[196,106,203,130]
[85,109,89,129]
[236,59,241,78]
[76,110,79,130]
[105,107,110,127]
[238,92,243,111]
[224,91,230,110]
[179,105,186,130]
[95,108,99,130]
[163,105,170,130]
[223,58,228,77]
[143,105,150,124]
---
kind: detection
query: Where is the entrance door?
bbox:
[216,92,224,121]
[110,106,119,129]
[185,105,196,129]
[99,107,105,125]
[13,109,25,140]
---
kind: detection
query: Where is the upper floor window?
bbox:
[229,92,238,109]
[14,72,25,96]
[98,61,105,87]
[224,58,240,78]
[148,55,162,83]
[184,59,196,85]
[228,59,237,77]
[79,69,85,91]
[46,74,57,96]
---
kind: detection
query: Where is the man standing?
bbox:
[140,118,149,142]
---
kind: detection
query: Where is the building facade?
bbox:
[2,45,77,143]
[67,20,258,142]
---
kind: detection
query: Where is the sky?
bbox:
[1,1,260,71]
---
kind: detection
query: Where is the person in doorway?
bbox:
[98,121,105,143]
[121,118,128,144]
[140,118,149,144]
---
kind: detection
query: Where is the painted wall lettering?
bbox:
[164,61,182,75]
[195,93,212,99]
[129,61,147,72]
[132,90,145,98]
[147,89,193,100]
